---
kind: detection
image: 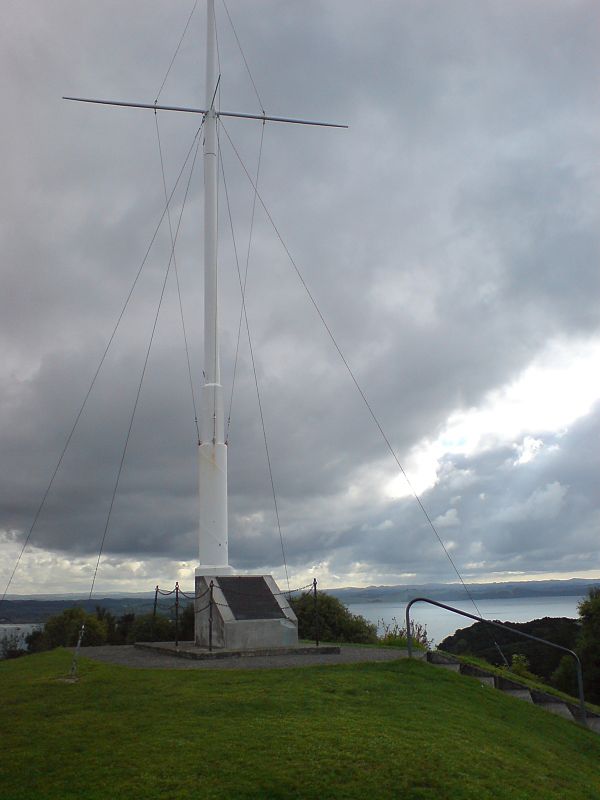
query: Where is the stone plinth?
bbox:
[194,574,298,650]
[134,642,339,660]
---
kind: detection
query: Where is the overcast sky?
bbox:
[1,0,599,596]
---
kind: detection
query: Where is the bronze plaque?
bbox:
[217,576,285,621]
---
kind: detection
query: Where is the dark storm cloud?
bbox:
[1,0,599,589]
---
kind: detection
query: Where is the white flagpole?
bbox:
[197,0,230,573]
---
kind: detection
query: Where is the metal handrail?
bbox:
[406,596,587,727]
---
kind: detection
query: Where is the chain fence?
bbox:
[151,578,320,651]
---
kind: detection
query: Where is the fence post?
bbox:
[209,580,214,653]
[313,578,319,647]
[175,582,180,647]
[152,585,159,640]
[405,604,413,659]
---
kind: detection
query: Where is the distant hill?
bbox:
[0,597,158,624]
[328,578,599,605]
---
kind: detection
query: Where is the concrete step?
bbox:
[586,717,600,734]
[502,689,533,703]
[536,702,576,721]
[426,651,598,733]
[434,662,461,672]
[427,651,461,672]
[427,651,459,665]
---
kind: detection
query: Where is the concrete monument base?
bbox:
[194,574,298,650]
[134,642,340,660]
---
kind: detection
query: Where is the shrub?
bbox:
[25,628,47,653]
[95,607,119,644]
[27,607,108,652]
[509,653,538,681]
[551,654,578,696]
[550,587,600,702]
[179,604,195,641]
[127,613,175,643]
[379,617,431,650]
[575,587,600,703]
[1,630,25,660]
[114,613,136,644]
[290,591,377,644]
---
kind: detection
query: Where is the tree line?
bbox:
[15,591,430,655]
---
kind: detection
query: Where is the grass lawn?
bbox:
[2,649,600,800]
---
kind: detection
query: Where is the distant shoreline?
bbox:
[328,577,599,606]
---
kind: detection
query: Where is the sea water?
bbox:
[348,595,584,646]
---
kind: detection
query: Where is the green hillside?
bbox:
[2,650,599,799]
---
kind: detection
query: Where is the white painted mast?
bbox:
[61,3,346,587]
[197,0,229,574]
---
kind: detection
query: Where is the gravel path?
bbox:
[73,644,417,670]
